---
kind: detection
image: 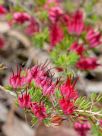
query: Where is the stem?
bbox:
[76,109,102,117]
[24,109,28,124]
[0,85,16,97]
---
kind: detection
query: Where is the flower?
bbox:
[0,5,7,14]
[50,22,64,47]
[59,98,74,114]
[67,10,84,35]
[30,102,47,120]
[0,37,5,48]
[76,57,99,70]
[48,6,63,23]
[18,92,31,109]
[60,77,78,100]
[86,28,102,48]
[74,121,91,136]
[13,12,30,24]
[9,67,25,88]
[30,64,57,96]
[70,42,85,56]
[25,18,39,36]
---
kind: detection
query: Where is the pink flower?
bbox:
[30,65,57,96]
[70,42,85,56]
[74,121,91,136]
[59,98,74,114]
[67,10,84,35]
[0,5,7,14]
[60,77,78,100]
[9,67,25,88]
[30,102,47,120]
[43,82,56,96]
[76,57,99,70]
[48,6,63,23]
[13,12,30,24]
[25,18,39,36]
[86,28,102,48]
[0,37,5,48]
[50,23,64,47]
[18,92,31,109]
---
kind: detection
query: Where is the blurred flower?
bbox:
[18,92,31,109]
[67,10,84,35]
[25,18,39,36]
[13,12,30,24]
[48,6,63,23]
[59,98,74,114]
[0,37,5,48]
[70,42,85,56]
[50,22,64,48]
[30,102,47,120]
[76,57,99,70]
[74,121,91,136]
[0,5,7,14]
[86,28,102,48]
[60,76,78,100]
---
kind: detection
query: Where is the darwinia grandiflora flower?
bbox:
[13,12,31,24]
[74,121,91,136]
[59,76,78,114]
[0,5,7,15]
[8,63,102,132]
[9,63,78,121]
[1,0,102,134]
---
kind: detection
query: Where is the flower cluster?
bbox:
[9,64,59,120]
[9,63,79,121]
[47,2,101,70]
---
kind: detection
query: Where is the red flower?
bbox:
[9,67,25,88]
[0,5,7,14]
[13,12,30,24]
[0,37,5,48]
[86,28,102,48]
[25,18,39,36]
[30,65,57,96]
[60,77,78,100]
[59,98,74,114]
[74,121,91,136]
[50,22,64,47]
[48,6,63,23]
[70,42,85,56]
[76,57,99,70]
[30,102,47,120]
[67,10,84,35]
[18,92,31,109]
[43,82,56,96]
